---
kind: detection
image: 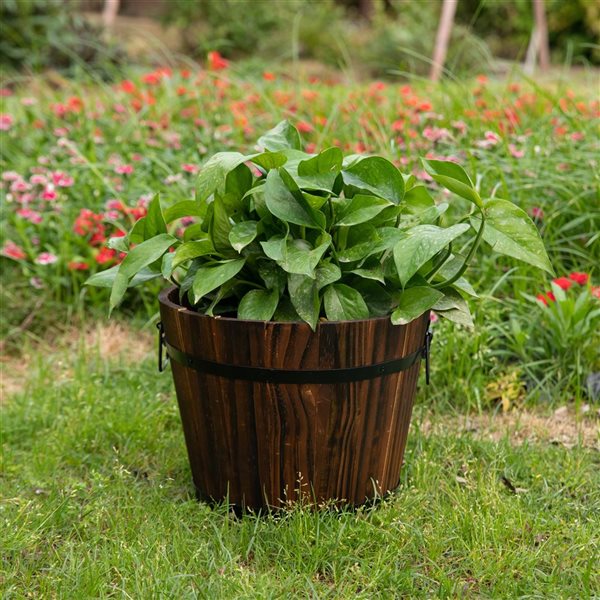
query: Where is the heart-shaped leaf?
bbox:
[172,239,214,270]
[229,221,259,253]
[342,157,404,204]
[475,198,554,274]
[422,158,482,208]
[238,288,279,321]
[324,284,369,321]
[257,120,302,151]
[391,286,444,325]
[192,258,246,304]
[336,194,392,227]
[393,224,470,286]
[288,273,320,330]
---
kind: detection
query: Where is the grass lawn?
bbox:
[2,326,598,598]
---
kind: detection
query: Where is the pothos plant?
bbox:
[87,121,553,329]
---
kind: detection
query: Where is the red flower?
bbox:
[263,72,275,81]
[68,261,89,271]
[1,240,26,260]
[552,277,572,291]
[296,120,313,133]
[569,272,589,285]
[536,293,548,306]
[207,51,229,71]
[120,80,136,94]
[95,247,116,265]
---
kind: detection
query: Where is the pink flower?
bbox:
[41,186,58,201]
[10,180,30,193]
[35,252,58,265]
[0,114,14,130]
[181,163,198,174]
[1,241,26,260]
[17,208,43,224]
[529,207,544,220]
[451,120,468,135]
[2,171,21,181]
[509,144,525,158]
[570,131,584,141]
[115,164,134,175]
[475,131,501,149]
[0,88,13,97]
[422,126,450,142]
[30,174,47,185]
[52,171,74,187]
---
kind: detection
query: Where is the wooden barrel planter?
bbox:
[158,286,430,511]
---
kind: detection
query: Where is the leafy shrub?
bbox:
[497,273,600,400]
[0,0,124,73]
[90,121,552,330]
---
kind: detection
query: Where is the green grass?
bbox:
[2,335,599,598]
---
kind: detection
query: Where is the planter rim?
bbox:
[159,286,418,328]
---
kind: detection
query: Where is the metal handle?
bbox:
[157,322,169,373]
[422,328,433,385]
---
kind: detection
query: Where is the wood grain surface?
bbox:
[159,287,428,510]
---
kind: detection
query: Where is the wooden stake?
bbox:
[430,0,458,82]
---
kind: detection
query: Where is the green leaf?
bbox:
[336,194,392,227]
[288,273,320,330]
[264,169,324,229]
[393,224,470,286]
[225,163,253,199]
[295,147,343,191]
[249,151,288,170]
[355,281,393,317]
[196,152,246,202]
[183,223,205,242]
[229,221,259,253]
[391,286,444,325]
[350,265,385,284]
[210,193,233,254]
[476,198,554,274]
[144,193,167,239]
[342,157,405,204]
[163,200,204,224]
[172,239,214,270]
[128,217,146,245]
[435,255,478,297]
[277,236,331,278]
[324,284,369,321]
[315,262,342,290]
[433,287,474,327]
[238,288,279,321]
[422,158,482,208]
[191,258,246,304]
[85,266,161,288]
[260,235,287,262]
[109,234,176,312]
[257,120,302,152]
[161,252,174,279]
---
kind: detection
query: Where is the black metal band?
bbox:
[157,322,432,384]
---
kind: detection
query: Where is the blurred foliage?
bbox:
[163,0,347,65]
[0,0,125,73]
[456,0,600,64]
[357,0,493,77]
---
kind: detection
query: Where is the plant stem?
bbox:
[432,211,485,289]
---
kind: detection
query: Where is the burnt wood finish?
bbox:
[159,287,429,510]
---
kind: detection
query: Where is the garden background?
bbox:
[1,0,599,597]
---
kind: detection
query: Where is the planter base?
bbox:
[159,287,429,511]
